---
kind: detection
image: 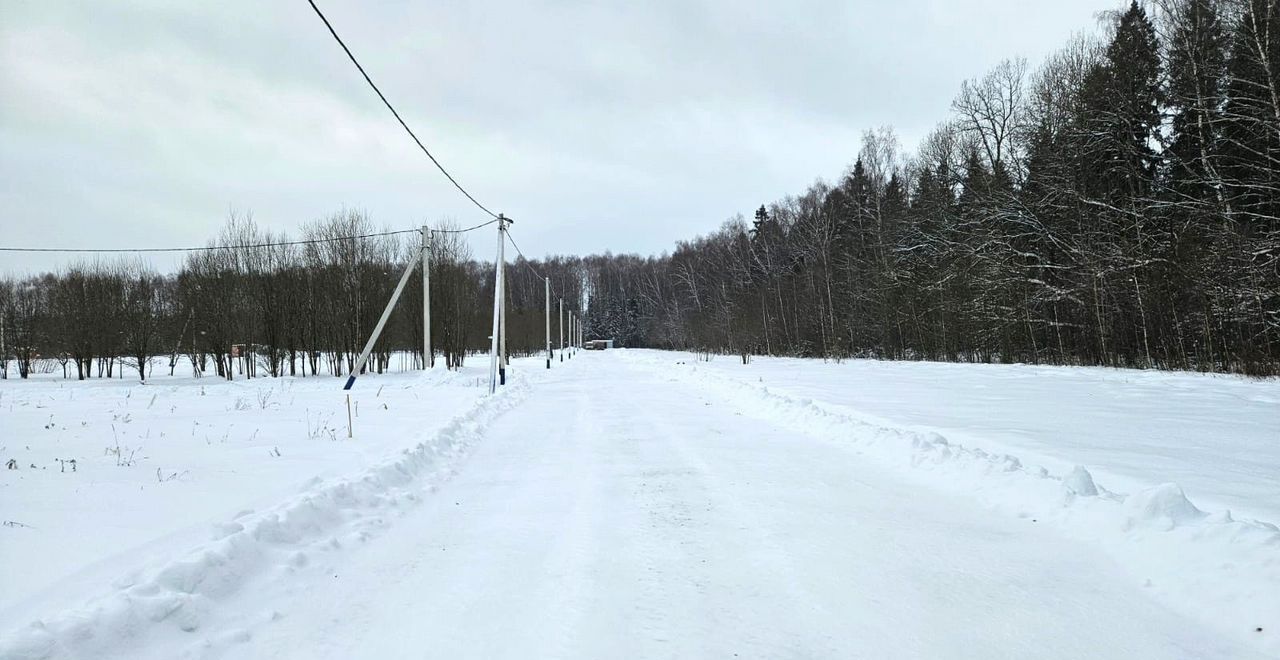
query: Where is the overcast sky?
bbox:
[1,0,1111,274]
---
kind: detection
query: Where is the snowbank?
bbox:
[0,371,534,660]
[632,352,1280,522]
[621,351,1279,653]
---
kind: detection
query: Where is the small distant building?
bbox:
[585,338,615,350]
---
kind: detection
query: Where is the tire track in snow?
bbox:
[644,406,846,657]
[619,352,1280,655]
[523,381,601,659]
[14,353,1269,659]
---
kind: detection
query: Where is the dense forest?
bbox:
[582,0,1279,375]
[2,0,1277,378]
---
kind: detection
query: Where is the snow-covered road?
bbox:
[3,352,1275,659]
[161,355,1262,659]
[624,351,1280,522]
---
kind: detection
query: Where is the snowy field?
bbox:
[1,350,1277,659]
[0,356,500,621]
[630,351,1280,523]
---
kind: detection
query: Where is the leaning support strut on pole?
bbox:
[344,254,420,390]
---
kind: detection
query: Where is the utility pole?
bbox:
[422,226,431,369]
[488,214,508,393]
[559,299,564,362]
[568,312,573,359]
[544,277,551,369]
[500,259,508,379]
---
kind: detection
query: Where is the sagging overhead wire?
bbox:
[4,2,508,257]
[505,228,565,299]
[0,229,421,254]
[305,0,499,220]
[0,218,501,254]
[435,217,501,234]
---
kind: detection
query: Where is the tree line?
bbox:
[580,0,1279,376]
[0,212,584,381]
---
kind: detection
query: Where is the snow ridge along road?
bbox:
[617,350,1280,655]
[3,350,1276,659]
[1,366,539,659]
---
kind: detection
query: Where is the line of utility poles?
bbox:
[341,213,581,394]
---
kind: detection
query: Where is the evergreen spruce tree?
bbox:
[1166,0,1228,198]
[1095,0,1164,201]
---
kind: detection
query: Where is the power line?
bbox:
[0,229,420,254]
[5,4,507,256]
[504,227,576,364]
[305,0,499,219]
[435,217,500,234]
[505,230,535,269]
[505,228,565,299]
[505,229,541,277]
[0,216,504,254]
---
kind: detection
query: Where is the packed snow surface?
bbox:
[639,352,1279,523]
[0,358,491,621]
[1,350,1276,659]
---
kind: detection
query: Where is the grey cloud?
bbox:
[2,0,1106,274]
